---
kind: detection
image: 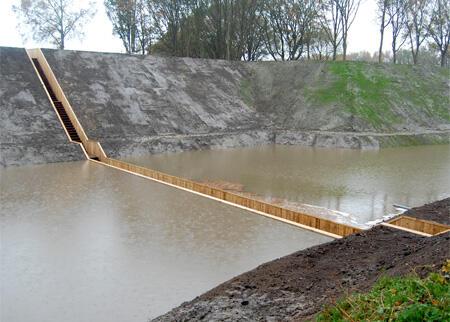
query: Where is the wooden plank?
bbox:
[380,223,432,237]
[386,215,450,236]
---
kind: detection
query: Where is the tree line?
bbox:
[13,0,449,66]
[103,0,362,61]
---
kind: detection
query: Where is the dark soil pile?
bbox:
[153,199,450,321]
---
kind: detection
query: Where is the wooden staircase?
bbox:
[31,58,81,143]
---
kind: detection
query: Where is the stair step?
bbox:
[32,58,82,145]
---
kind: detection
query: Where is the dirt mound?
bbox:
[153,199,450,321]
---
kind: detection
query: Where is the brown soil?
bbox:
[153,198,450,321]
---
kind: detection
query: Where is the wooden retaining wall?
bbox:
[385,216,450,236]
[104,158,362,238]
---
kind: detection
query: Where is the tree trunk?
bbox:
[342,34,347,61]
[378,31,384,63]
[378,11,386,63]
[60,0,64,49]
[392,35,396,64]
[441,50,447,67]
[60,32,64,49]
[226,3,231,60]
[410,34,418,65]
[332,41,337,61]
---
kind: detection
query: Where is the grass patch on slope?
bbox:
[378,133,450,148]
[393,64,450,122]
[308,62,400,129]
[307,62,450,130]
[315,260,450,321]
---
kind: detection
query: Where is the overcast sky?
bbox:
[0,0,388,56]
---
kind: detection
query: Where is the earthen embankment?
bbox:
[42,49,450,160]
[1,47,448,166]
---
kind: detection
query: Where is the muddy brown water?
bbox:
[0,161,331,322]
[126,144,450,228]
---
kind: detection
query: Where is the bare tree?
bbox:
[152,0,189,56]
[338,0,361,61]
[203,0,232,59]
[405,0,430,64]
[234,0,265,61]
[105,0,154,54]
[377,0,391,63]
[136,0,154,54]
[428,0,449,66]
[261,0,320,61]
[387,0,408,63]
[310,26,333,60]
[13,0,95,49]
[321,0,343,60]
[105,0,137,53]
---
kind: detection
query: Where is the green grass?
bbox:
[315,260,450,321]
[307,61,450,130]
[392,66,450,122]
[379,134,450,148]
[308,62,401,129]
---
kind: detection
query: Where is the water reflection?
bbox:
[1,161,330,322]
[126,144,450,226]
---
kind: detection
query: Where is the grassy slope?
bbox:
[243,61,450,133]
[315,261,450,321]
[308,62,449,130]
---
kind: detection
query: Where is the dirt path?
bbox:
[153,198,450,321]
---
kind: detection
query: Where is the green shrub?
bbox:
[315,260,450,321]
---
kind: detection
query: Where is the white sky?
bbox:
[0,0,389,56]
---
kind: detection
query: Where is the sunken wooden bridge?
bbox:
[26,48,450,239]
